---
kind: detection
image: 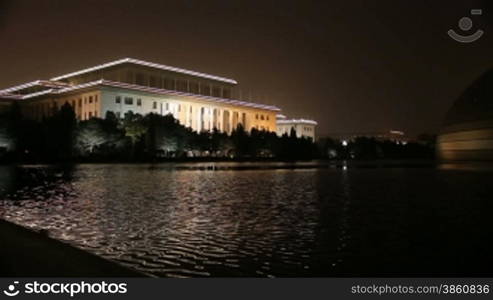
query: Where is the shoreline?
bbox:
[2,160,493,172]
[0,219,147,277]
[0,158,437,166]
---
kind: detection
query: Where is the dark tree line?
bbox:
[0,103,435,163]
[0,103,317,162]
[317,136,436,160]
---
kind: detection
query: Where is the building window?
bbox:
[116,112,121,118]
[165,103,169,111]
[190,82,199,94]
[78,98,82,107]
[164,78,174,90]
[115,96,121,104]
[124,97,133,105]
[201,107,205,129]
[201,83,210,96]
[223,88,231,99]
[266,115,269,121]
[255,114,259,120]
[137,98,142,106]
[153,101,157,109]
[149,76,157,87]
[95,95,98,103]
[212,86,221,97]
[88,112,93,118]
[177,79,188,92]
[125,71,134,83]
[260,115,265,120]
[136,73,145,85]
[89,96,93,104]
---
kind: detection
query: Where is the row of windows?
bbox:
[29,100,98,121]
[279,126,314,135]
[65,94,99,111]
[125,71,232,99]
[116,96,182,112]
[255,114,270,121]
[254,125,271,131]
[84,111,98,119]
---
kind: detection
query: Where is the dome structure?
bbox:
[437,69,493,161]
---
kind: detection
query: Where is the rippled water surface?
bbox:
[1,163,492,277]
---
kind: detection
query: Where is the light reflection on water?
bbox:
[1,163,493,277]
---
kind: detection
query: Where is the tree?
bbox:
[144,113,189,157]
[121,111,147,158]
[231,124,249,157]
[44,102,77,160]
[75,119,108,154]
[0,115,13,152]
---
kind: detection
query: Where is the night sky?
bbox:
[1,0,492,137]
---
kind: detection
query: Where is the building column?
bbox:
[229,111,233,134]
[218,110,223,131]
[208,108,212,131]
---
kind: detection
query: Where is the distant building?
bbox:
[276,114,317,140]
[0,58,280,134]
[328,130,408,144]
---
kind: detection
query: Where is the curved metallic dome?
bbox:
[437,69,493,161]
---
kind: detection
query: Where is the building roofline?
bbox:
[50,58,238,85]
[0,80,70,95]
[0,94,22,100]
[21,79,280,112]
[0,80,41,94]
[277,118,317,125]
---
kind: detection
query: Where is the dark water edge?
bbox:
[1,162,493,277]
[0,219,146,277]
[1,158,438,169]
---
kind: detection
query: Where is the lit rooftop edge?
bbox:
[277,119,317,125]
[50,58,238,84]
[9,79,280,112]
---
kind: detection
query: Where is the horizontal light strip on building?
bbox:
[50,58,238,85]
[277,119,318,125]
[20,79,280,111]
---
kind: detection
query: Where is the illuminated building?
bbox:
[0,58,279,134]
[437,68,493,161]
[276,114,317,140]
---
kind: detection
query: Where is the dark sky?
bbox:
[1,0,492,137]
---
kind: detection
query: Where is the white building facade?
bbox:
[0,58,280,134]
[276,114,317,140]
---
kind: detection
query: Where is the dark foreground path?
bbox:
[0,220,146,277]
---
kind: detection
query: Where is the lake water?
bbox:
[0,162,492,277]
